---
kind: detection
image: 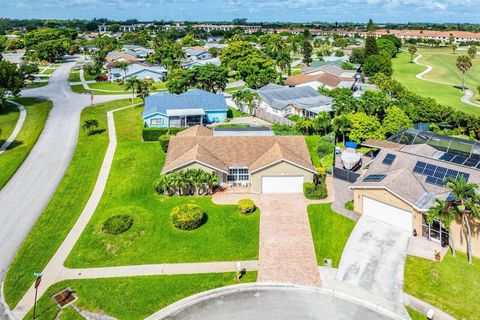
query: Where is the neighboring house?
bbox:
[1,52,25,64]
[350,129,480,257]
[205,43,228,49]
[162,125,316,194]
[303,64,357,79]
[182,58,221,69]
[108,62,167,82]
[143,89,228,128]
[255,84,333,118]
[122,45,154,61]
[105,51,137,63]
[184,47,212,61]
[308,60,360,70]
[285,73,355,90]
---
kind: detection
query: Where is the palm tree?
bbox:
[276,50,292,77]
[332,115,350,146]
[315,112,331,135]
[125,76,140,107]
[296,118,318,135]
[116,61,129,80]
[456,55,472,91]
[206,173,218,195]
[467,46,477,59]
[232,90,258,115]
[408,45,417,63]
[427,198,456,257]
[82,119,99,135]
[451,43,458,54]
[445,176,479,264]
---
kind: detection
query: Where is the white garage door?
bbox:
[261,176,304,194]
[362,197,412,232]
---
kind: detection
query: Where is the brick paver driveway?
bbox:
[213,193,321,287]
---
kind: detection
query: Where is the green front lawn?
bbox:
[25,82,49,89]
[65,107,260,268]
[406,307,425,320]
[0,98,51,189]
[4,99,136,308]
[305,135,321,168]
[392,51,480,116]
[27,272,257,320]
[308,203,356,267]
[404,252,480,319]
[69,71,81,82]
[228,106,248,118]
[83,71,106,81]
[42,67,56,75]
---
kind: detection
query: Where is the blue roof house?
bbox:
[143,89,229,128]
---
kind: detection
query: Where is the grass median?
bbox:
[0,98,51,189]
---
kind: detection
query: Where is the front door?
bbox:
[422,214,449,246]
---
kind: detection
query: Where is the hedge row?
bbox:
[142,127,185,141]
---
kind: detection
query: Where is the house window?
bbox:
[228,168,249,182]
[151,118,164,125]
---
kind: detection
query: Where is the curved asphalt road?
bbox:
[0,56,130,284]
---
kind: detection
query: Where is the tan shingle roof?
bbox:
[362,139,404,150]
[176,125,213,137]
[162,130,315,174]
[284,73,348,88]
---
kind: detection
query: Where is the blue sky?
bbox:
[2,0,479,23]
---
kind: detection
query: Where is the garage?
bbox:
[362,197,412,232]
[261,176,304,194]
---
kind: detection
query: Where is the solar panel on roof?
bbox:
[451,156,467,165]
[446,169,458,179]
[382,153,396,165]
[413,161,427,173]
[439,153,455,161]
[433,167,447,179]
[458,172,470,181]
[363,174,386,182]
[425,176,447,187]
[423,164,436,176]
[446,193,454,202]
[463,158,479,168]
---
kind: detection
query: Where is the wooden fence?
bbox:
[254,109,295,126]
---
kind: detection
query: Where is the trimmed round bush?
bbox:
[170,204,204,230]
[238,199,255,215]
[102,215,133,235]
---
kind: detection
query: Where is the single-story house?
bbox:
[254,84,333,118]
[143,89,228,127]
[122,45,154,60]
[162,126,316,194]
[1,52,25,65]
[303,64,357,79]
[284,72,355,90]
[108,62,167,82]
[308,60,360,70]
[350,129,480,257]
[105,51,138,63]
[182,58,221,69]
[185,47,212,61]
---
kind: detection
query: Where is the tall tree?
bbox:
[0,60,24,108]
[302,39,313,65]
[456,55,472,91]
[467,46,477,59]
[427,199,456,257]
[408,45,417,63]
[364,36,379,58]
[116,61,129,79]
[451,43,458,54]
[125,76,140,106]
[443,176,479,264]
[276,50,292,77]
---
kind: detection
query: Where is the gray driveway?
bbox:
[0,56,130,280]
[336,216,410,304]
[150,285,393,320]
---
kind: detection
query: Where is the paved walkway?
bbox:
[213,193,324,287]
[404,293,455,320]
[331,178,358,221]
[413,53,480,108]
[0,101,26,155]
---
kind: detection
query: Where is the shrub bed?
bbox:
[159,135,171,152]
[170,204,204,230]
[304,181,327,200]
[143,127,185,141]
[102,215,134,235]
[238,199,255,214]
